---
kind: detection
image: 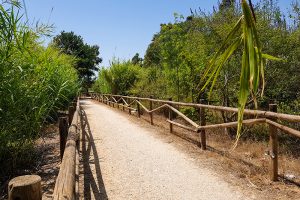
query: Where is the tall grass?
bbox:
[0,1,79,172]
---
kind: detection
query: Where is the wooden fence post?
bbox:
[128,98,131,115]
[59,117,68,160]
[137,97,141,118]
[68,105,75,126]
[72,101,77,110]
[199,99,207,150]
[149,96,154,125]
[168,97,173,133]
[112,95,115,108]
[117,97,120,109]
[8,175,42,200]
[122,99,125,111]
[269,103,278,181]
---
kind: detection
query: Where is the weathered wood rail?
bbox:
[90,93,300,182]
[53,98,80,200]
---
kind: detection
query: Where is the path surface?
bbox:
[79,99,249,200]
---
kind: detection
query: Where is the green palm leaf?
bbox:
[201,0,282,148]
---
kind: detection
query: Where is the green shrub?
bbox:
[0,2,79,171]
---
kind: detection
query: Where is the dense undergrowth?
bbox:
[0,1,79,177]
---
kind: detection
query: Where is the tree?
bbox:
[52,31,102,89]
[131,53,143,66]
[93,60,141,95]
[219,0,236,10]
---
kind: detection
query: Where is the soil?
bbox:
[0,124,61,200]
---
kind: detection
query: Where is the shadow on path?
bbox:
[80,106,108,200]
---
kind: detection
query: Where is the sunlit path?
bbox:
[79,99,248,200]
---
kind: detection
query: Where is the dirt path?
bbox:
[79,99,253,200]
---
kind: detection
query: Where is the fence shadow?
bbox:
[80,108,108,200]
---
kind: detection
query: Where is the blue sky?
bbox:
[25,0,294,67]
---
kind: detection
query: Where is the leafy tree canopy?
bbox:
[52,31,102,88]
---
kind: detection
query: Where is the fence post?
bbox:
[269,103,278,181]
[149,96,154,125]
[72,101,77,110]
[137,97,141,118]
[128,98,131,115]
[122,98,125,111]
[8,175,42,200]
[117,97,120,109]
[168,97,173,133]
[68,105,75,125]
[59,117,68,160]
[199,99,207,150]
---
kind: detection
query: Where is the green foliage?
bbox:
[140,0,300,118]
[131,53,143,66]
[94,0,300,140]
[200,0,283,146]
[52,31,102,90]
[0,2,79,171]
[92,60,141,95]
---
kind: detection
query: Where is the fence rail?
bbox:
[53,98,80,200]
[7,99,81,200]
[90,93,300,182]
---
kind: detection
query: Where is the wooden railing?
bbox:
[90,93,300,181]
[53,99,80,200]
[7,99,80,200]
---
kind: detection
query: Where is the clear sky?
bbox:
[25,0,294,67]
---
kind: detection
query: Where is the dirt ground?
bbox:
[86,98,300,200]
[79,99,251,199]
[0,124,61,200]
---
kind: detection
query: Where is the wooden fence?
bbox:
[7,99,80,200]
[52,99,80,200]
[90,93,300,182]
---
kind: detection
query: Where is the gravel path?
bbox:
[79,99,249,200]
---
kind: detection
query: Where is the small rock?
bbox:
[284,174,296,179]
